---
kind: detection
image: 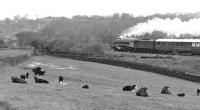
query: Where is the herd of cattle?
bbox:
[11,66,89,88]
[11,66,200,97]
[122,84,200,97]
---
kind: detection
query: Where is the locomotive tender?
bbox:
[112,38,200,54]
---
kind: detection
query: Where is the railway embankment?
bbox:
[53,52,200,83]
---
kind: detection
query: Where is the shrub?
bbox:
[82,43,105,55]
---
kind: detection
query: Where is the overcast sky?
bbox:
[1,0,200,19]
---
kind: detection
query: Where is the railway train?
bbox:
[112,38,200,55]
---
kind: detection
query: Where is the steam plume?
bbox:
[121,17,200,38]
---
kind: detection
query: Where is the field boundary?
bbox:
[53,53,200,83]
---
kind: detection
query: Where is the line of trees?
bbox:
[13,12,200,55]
[15,14,136,55]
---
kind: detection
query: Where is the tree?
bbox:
[5,18,12,35]
[29,38,40,53]
[15,31,37,47]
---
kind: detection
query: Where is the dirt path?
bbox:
[0,56,200,110]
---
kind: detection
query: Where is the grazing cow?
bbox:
[197,89,200,96]
[11,76,27,84]
[34,77,49,84]
[33,67,41,72]
[25,72,29,79]
[59,76,64,83]
[161,86,171,95]
[33,70,45,76]
[32,67,39,73]
[177,93,185,97]
[136,87,148,97]
[123,85,137,92]
[32,67,45,76]
[36,71,45,76]
[20,75,26,80]
[82,85,89,89]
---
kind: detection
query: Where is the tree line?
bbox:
[9,12,200,55]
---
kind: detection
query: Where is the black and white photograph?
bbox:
[0,0,200,109]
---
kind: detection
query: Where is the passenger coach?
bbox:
[155,39,200,54]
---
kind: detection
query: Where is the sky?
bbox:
[1,0,200,20]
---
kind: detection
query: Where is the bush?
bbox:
[82,43,105,55]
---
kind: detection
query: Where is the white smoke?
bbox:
[121,17,200,38]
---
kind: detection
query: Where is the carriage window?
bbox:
[192,42,196,47]
[196,42,198,47]
[129,42,134,47]
[196,42,200,47]
[192,42,200,47]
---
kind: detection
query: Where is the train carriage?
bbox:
[135,39,155,52]
[155,39,200,54]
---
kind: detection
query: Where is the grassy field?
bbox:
[0,49,31,58]
[0,56,200,110]
[105,51,200,75]
[0,49,32,72]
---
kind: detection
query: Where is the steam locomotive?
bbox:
[112,38,200,54]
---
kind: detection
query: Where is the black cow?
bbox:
[197,89,200,96]
[32,67,45,76]
[161,86,171,95]
[177,93,185,97]
[82,85,89,89]
[136,87,148,97]
[11,76,27,84]
[59,76,64,83]
[123,85,137,91]
[36,71,45,76]
[32,67,38,73]
[32,67,41,72]
[34,77,49,84]
[20,75,26,80]
[25,72,29,79]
